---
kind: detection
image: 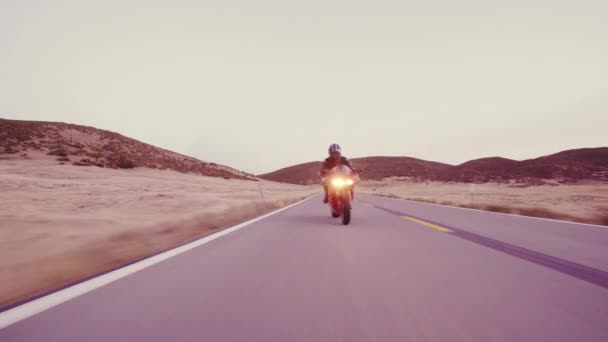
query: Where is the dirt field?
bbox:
[0,159,318,308]
[359,180,608,225]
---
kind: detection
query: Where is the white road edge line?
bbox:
[362,193,607,229]
[0,194,319,330]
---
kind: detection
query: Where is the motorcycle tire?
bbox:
[342,207,351,225]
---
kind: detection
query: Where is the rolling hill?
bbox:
[258,148,608,184]
[0,118,256,180]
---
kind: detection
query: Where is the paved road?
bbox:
[2,194,608,341]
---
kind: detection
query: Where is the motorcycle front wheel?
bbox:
[341,191,352,225]
[342,207,351,225]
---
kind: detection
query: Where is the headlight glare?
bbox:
[331,178,346,187]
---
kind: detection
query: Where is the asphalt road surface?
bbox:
[2,194,608,341]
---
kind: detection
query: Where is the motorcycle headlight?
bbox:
[346,179,354,186]
[331,178,346,187]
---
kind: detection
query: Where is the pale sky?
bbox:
[1,0,607,174]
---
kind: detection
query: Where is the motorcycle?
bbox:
[324,165,358,225]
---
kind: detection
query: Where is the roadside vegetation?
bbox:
[0,161,317,309]
[372,193,608,226]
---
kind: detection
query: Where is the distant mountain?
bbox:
[0,118,256,180]
[256,161,324,186]
[258,148,608,184]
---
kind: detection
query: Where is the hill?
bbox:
[0,118,255,180]
[258,148,608,184]
[259,156,452,185]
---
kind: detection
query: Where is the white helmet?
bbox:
[328,143,341,155]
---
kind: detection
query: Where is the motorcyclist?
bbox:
[320,144,357,203]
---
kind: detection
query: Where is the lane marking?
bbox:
[372,201,608,289]
[363,194,608,229]
[0,194,318,330]
[403,216,452,233]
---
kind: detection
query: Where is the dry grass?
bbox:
[2,199,306,309]
[597,213,608,226]
[0,159,318,308]
[375,193,608,226]
[1,119,254,180]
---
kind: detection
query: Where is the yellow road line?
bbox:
[403,216,452,233]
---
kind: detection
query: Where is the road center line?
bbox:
[368,201,608,290]
[403,216,452,233]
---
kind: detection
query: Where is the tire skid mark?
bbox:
[367,202,608,290]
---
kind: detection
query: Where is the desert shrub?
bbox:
[3,145,17,154]
[482,205,513,214]
[56,157,70,162]
[516,207,562,218]
[118,158,135,169]
[595,213,608,226]
[209,162,218,167]
[474,204,584,223]
[405,197,435,204]
[48,149,68,157]
[72,162,90,166]
[15,134,31,142]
